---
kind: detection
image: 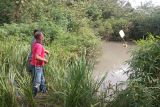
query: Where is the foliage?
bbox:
[0,38,36,107]
[1,0,160,106]
[0,19,102,106]
[0,0,14,24]
[86,4,102,21]
[108,35,160,107]
[46,56,106,107]
[0,39,104,107]
[107,83,153,107]
[0,21,65,44]
[129,35,160,86]
[1,0,160,40]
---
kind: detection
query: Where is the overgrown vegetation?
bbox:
[107,35,160,107]
[0,37,105,107]
[1,0,160,40]
[1,0,160,107]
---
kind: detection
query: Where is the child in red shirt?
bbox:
[30,31,48,96]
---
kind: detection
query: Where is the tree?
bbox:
[0,0,14,24]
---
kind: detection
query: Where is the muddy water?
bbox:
[94,41,135,88]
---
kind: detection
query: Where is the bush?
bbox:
[86,4,102,21]
[0,22,65,43]
[0,0,14,24]
[95,18,129,40]
[107,18,129,40]
[128,35,160,86]
[97,20,113,39]
[107,82,153,107]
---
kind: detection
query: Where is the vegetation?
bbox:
[0,0,160,107]
[107,35,160,107]
[1,0,160,40]
[0,37,106,107]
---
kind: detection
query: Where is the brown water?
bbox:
[94,41,135,88]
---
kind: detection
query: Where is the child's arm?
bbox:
[45,50,49,54]
[36,54,48,63]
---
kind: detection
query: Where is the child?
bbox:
[29,29,40,62]
[30,31,48,96]
[28,29,40,73]
[27,29,41,86]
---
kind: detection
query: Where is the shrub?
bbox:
[86,4,102,21]
[107,18,129,40]
[0,22,65,43]
[128,35,160,86]
[97,21,113,39]
[0,0,14,24]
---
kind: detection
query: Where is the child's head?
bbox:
[35,31,44,43]
[33,29,40,36]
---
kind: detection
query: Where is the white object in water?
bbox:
[119,30,125,38]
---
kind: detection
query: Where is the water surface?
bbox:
[94,41,135,88]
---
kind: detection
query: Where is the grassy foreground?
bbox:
[0,32,107,107]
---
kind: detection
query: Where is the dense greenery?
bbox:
[107,35,160,107]
[0,36,105,107]
[0,0,160,107]
[0,0,105,107]
[1,0,160,40]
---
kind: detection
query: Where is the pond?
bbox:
[94,41,135,90]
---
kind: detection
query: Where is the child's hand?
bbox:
[45,50,49,54]
[44,59,48,63]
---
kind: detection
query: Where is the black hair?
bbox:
[33,29,40,34]
[34,31,42,40]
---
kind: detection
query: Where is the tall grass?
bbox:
[0,37,36,107]
[45,53,107,107]
[64,57,98,107]
[0,71,18,107]
[0,36,106,107]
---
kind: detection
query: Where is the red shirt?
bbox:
[30,42,45,66]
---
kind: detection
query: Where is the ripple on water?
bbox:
[95,64,129,93]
